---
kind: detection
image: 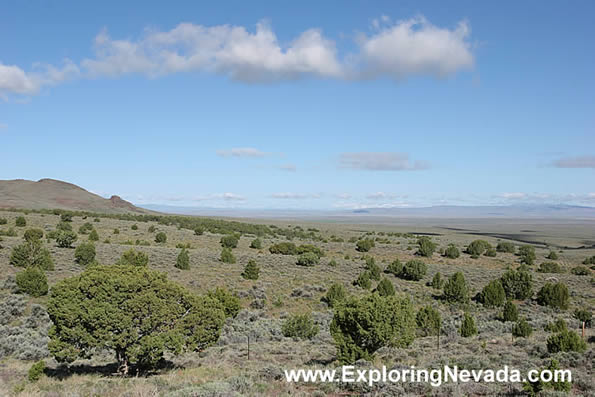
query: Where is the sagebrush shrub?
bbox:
[296,252,319,266]
[571,265,590,276]
[355,238,375,252]
[23,229,44,243]
[537,262,563,273]
[249,238,262,249]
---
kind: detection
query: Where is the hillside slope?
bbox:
[0,178,150,214]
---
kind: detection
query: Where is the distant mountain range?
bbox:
[1,178,593,220]
[142,203,595,220]
[0,179,151,214]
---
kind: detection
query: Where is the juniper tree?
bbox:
[74,242,96,266]
[16,267,48,297]
[325,283,346,307]
[376,277,395,296]
[460,312,477,337]
[47,265,226,375]
[479,279,506,307]
[175,248,190,270]
[241,260,260,280]
[443,272,469,303]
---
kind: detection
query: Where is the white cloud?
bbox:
[366,192,401,200]
[356,16,474,80]
[552,155,595,168]
[279,164,297,172]
[1,16,474,96]
[339,152,429,171]
[497,192,528,200]
[0,60,79,98]
[216,147,267,157]
[270,192,322,199]
[334,193,352,199]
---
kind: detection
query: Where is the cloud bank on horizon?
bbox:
[0,16,474,97]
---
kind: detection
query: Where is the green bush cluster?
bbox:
[416,306,441,337]
[517,245,536,265]
[355,238,375,252]
[443,272,469,303]
[15,216,27,227]
[354,271,372,290]
[443,244,460,259]
[537,282,569,310]
[416,236,436,257]
[512,319,533,338]
[249,238,262,249]
[466,240,491,257]
[376,277,395,296]
[28,360,46,382]
[459,312,477,337]
[496,242,516,253]
[330,294,415,363]
[117,248,149,267]
[500,269,533,300]
[56,231,77,248]
[220,234,239,248]
[325,283,346,307]
[479,279,506,307]
[282,313,319,340]
[397,259,427,281]
[16,266,49,297]
[269,242,298,255]
[220,247,236,264]
[296,252,320,266]
[155,232,167,243]
[175,248,190,270]
[74,242,96,266]
[502,300,519,322]
[241,260,260,280]
[546,330,586,353]
[207,287,240,318]
[537,261,563,273]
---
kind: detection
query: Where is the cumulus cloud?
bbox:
[552,155,595,168]
[339,152,429,171]
[1,16,474,96]
[356,16,474,79]
[366,192,401,200]
[0,60,79,98]
[216,147,267,157]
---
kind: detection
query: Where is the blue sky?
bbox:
[1,0,594,209]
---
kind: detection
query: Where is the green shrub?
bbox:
[376,277,395,296]
[74,242,96,266]
[518,245,536,265]
[545,318,567,333]
[571,265,590,276]
[325,283,346,307]
[466,240,491,256]
[496,242,515,253]
[328,259,337,267]
[220,247,236,264]
[15,216,27,227]
[47,265,225,374]
[416,306,441,337]
[131,224,138,231]
[523,359,571,395]
[0,227,17,237]
[148,225,156,233]
[500,269,533,300]
[24,228,44,242]
[330,294,415,363]
[582,255,595,265]
[60,213,73,222]
[88,229,99,241]
[537,282,569,310]
[28,360,46,382]
[574,308,592,327]
[0,217,7,225]
[365,258,382,280]
[155,232,167,243]
[546,330,587,353]
[512,319,533,338]
[297,244,324,257]
[113,228,120,234]
[207,287,240,318]
[479,279,506,307]
[282,313,319,340]
[269,242,297,255]
[385,259,403,276]
[398,259,427,281]
[193,226,203,235]
[459,312,477,337]
[56,231,77,248]
[56,221,72,232]
[296,252,320,266]
[175,248,190,270]
[117,249,149,267]
[354,271,372,290]
[220,234,239,249]
[430,272,444,289]
[16,267,48,297]
[537,262,563,273]
[502,300,519,322]
[249,238,262,249]
[10,241,54,270]
[484,248,497,257]
[355,238,375,252]
[546,251,559,260]
[443,244,460,259]
[416,236,436,257]
[78,222,94,234]
[241,260,260,280]
[443,272,469,303]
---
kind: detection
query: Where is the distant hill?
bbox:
[0,178,151,214]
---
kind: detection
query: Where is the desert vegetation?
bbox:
[0,208,592,395]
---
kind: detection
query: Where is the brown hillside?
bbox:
[0,178,151,214]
